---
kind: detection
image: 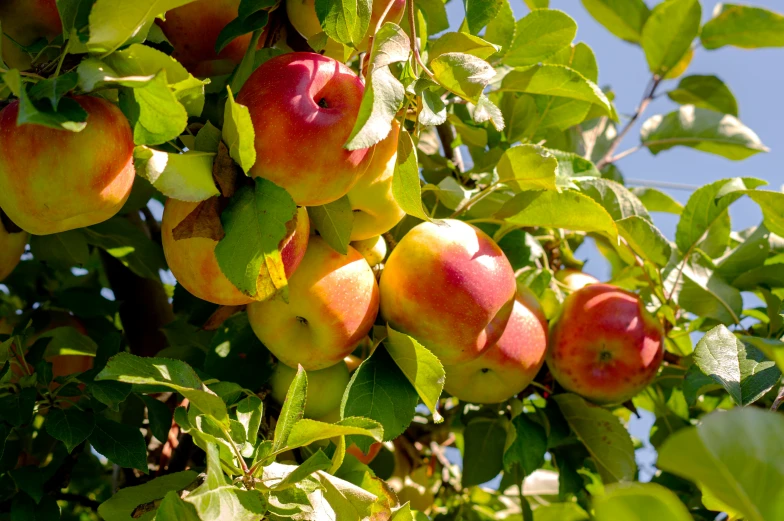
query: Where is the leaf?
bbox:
[630,187,683,215]
[462,416,507,487]
[500,64,612,117]
[141,395,173,443]
[677,260,743,325]
[172,198,225,242]
[503,413,547,475]
[223,87,257,173]
[285,417,384,449]
[307,196,354,255]
[640,0,701,76]
[205,314,273,389]
[10,495,60,521]
[546,148,600,185]
[273,365,307,452]
[97,471,199,521]
[90,416,148,472]
[554,394,636,483]
[38,326,97,358]
[126,70,189,146]
[464,0,502,35]
[742,337,784,375]
[617,216,673,267]
[642,106,768,160]
[576,178,649,221]
[701,4,784,50]
[156,491,201,521]
[658,408,784,521]
[483,0,516,59]
[270,450,332,490]
[133,147,219,202]
[30,230,90,268]
[430,52,495,103]
[496,190,618,239]
[45,408,95,453]
[28,72,78,111]
[87,0,195,53]
[594,483,693,521]
[733,264,784,290]
[315,0,372,47]
[692,325,780,406]
[745,190,784,238]
[15,86,88,132]
[496,145,558,192]
[472,95,504,131]
[580,0,650,43]
[429,32,498,61]
[503,9,577,67]
[96,352,228,422]
[77,58,154,92]
[392,130,430,221]
[419,88,447,126]
[236,395,263,446]
[88,380,133,412]
[384,326,445,422]
[667,75,738,116]
[0,388,37,427]
[546,42,599,83]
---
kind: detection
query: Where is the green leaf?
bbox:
[315,0,372,47]
[546,42,599,83]
[642,106,768,160]
[630,187,683,215]
[133,147,218,202]
[28,72,78,111]
[38,326,97,357]
[156,491,201,521]
[307,197,354,256]
[141,395,173,443]
[640,0,701,76]
[496,190,618,239]
[384,326,445,422]
[77,58,154,93]
[617,216,673,267]
[500,64,612,117]
[215,9,269,55]
[692,325,780,406]
[503,9,576,67]
[16,86,88,132]
[30,230,90,268]
[87,0,195,54]
[273,365,307,452]
[419,87,447,126]
[205,314,273,390]
[88,380,133,411]
[270,449,332,490]
[716,224,771,282]
[90,416,148,472]
[11,495,60,521]
[464,0,502,35]
[742,337,784,375]
[733,264,784,290]
[667,75,739,116]
[503,413,547,475]
[745,190,784,238]
[677,261,743,325]
[576,178,649,221]
[472,94,505,131]
[554,394,636,483]
[534,504,589,521]
[546,148,600,186]
[581,0,650,43]
[701,4,784,50]
[483,0,516,60]
[45,408,95,453]
[97,471,199,521]
[96,352,228,422]
[126,71,188,146]
[429,32,498,61]
[430,52,495,103]
[0,388,37,427]
[659,408,784,521]
[594,483,693,521]
[392,130,430,221]
[223,87,257,173]
[285,417,384,449]
[496,145,558,192]
[236,395,263,446]
[462,416,507,487]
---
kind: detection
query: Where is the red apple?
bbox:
[0,96,135,235]
[546,284,664,404]
[236,52,372,206]
[0,0,61,70]
[379,219,517,365]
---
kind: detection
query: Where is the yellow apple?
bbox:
[269,360,349,419]
[351,235,387,267]
[0,222,27,282]
[556,269,599,291]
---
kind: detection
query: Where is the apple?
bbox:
[0,223,27,282]
[546,284,664,404]
[379,219,516,365]
[443,289,548,404]
[556,269,599,291]
[0,0,61,70]
[0,96,135,235]
[269,360,349,419]
[161,200,310,306]
[236,52,372,206]
[344,354,362,372]
[351,235,387,267]
[247,236,379,370]
[159,0,262,77]
[346,123,405,241]
[346,442,382,464]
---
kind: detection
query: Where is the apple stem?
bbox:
[363,0,399,78]
[407,0,436,81]
[53,37,72,78]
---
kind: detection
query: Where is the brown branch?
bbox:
[436,123,464,173]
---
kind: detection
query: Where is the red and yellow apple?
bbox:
[556,269,599,291]
[444,289,548,404]
[346,123,405,241]
[0,0,61,70]
[546,284,664,404]
[269,360,350,419]
[0,96,135,235]
[351,235,387,267]
[0,222,27,282]
[247,236,379,370]
[161,199,310,305]
[379,220,516,365]
[159,0,262,77]
[236,52,372,206]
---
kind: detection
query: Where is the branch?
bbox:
[407,0,436,80]
[436,123,464,173]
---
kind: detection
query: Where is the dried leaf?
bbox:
[172,198,226,242]
[212,142,240,198]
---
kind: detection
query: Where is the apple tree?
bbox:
[0,0,783,520]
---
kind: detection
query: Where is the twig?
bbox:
[362,0,397,76]
[407,0,436,81]
[514,466,533,521]
[772,386,784,411]
[436,123,464,173]
[625,178,699,192]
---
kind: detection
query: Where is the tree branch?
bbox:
[436,123,464,173]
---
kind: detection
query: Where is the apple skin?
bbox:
[0,96,135,235]
[379,219,516,365]
[236,52,371,206]
[162,200,310,306]
[556,269,599,291]
[247,236,379,370]
[351,235,387,267]
[269,360,350,419]
[159,0,261,77]
[346,123,405,241]
[546,284,664,404]
[0,224,27,282]
[443,289,548,404]
[0,0,61,70]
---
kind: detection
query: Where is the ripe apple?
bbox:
[351,235,387,267]
[443,289,548,404]
[269,360,350,419]
[0,0,61,70]
[556,269,599,291]
[247,236,379,370]
[236,52,371,206]
[346,442,382,464]
[159,0,262,77]
[0,223,27,282]
[379,219,516,365]
[0,96,135,235]
[161,200,310,306]
[546,284,664,404]
[346,123,405,241]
